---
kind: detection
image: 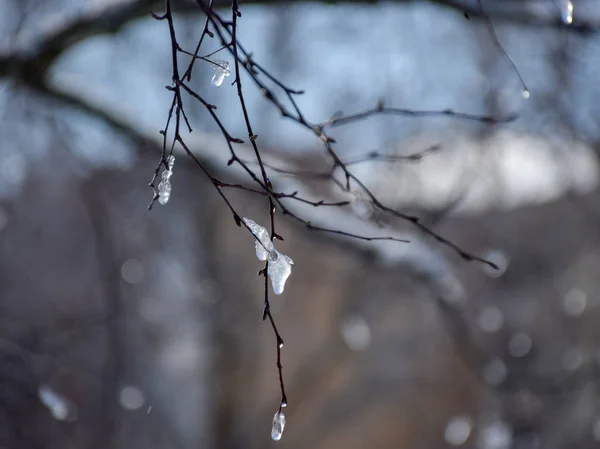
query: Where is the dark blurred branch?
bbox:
[0,0,596,87]
[29,82,150,145]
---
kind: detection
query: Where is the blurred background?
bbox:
[1,0,600,448]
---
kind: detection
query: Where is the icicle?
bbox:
[158,155,175,205]
[243,218,294,295]
[271,410,286,441]
[211,60,230,87]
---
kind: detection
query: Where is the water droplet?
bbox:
[445,415,472,446]
[477,306,504,333]
[509,333,532,358]
[271,411,286,441]
[521,89,530,99]
[280,400,287,408]
[278,341,284,349]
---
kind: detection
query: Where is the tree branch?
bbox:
[0,0,596,88]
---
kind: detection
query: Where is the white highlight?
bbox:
[38,385,69,421]
[560,0,573,24]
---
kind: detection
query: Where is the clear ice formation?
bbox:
[243,217,294,295]
[271,411,286,441]
[158,155,175,205]
[211,60,230,87]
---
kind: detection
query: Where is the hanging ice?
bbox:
[271,411,286,441]
[243,217,294,295]
[211,60,230,87]
[158,155,175,205]
[560,0,573,24]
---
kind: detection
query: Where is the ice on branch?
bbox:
[243,218,294,295]
[211,60,230,87]
[158,155,175,205]
[271,410,286,441]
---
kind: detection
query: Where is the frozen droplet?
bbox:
[245,217,274,260]
[521,89,530,99]
[560,0,573,24]
[271,411,286,441]
[482,358,507,386]
[243,218,294,295]
[561,347,583,372]
[509,333,532,357]
[158,155,175,205]
[563,288,587,317]
[341,315,372,351]
[478,421,512,449]
[119,386,145,410]
[268,254,294,295]
[166,154,175,170]
[254,241,272,261]
[445,415,472,446]
[158,180,171,205]
[38,385,69,421]
[211,60,230,87]
[477,306,504,333]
